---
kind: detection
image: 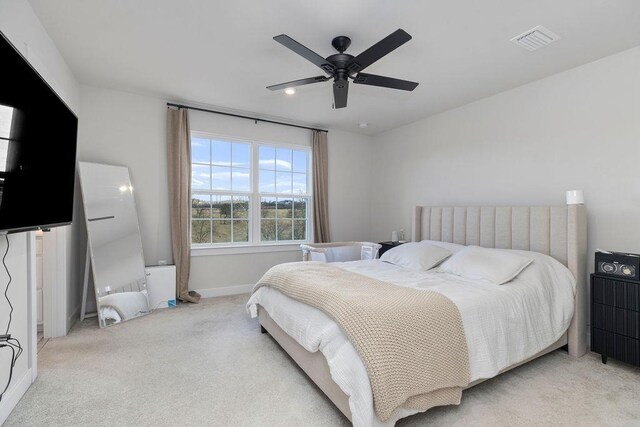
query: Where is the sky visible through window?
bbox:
[258,146,307,195]
[192,138,251,191]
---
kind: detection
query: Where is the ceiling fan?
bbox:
[267,29,419,109]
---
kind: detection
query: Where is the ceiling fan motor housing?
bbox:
[328,37,355,80]
[326,54,355,69]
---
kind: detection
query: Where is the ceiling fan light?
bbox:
[284,87,296,95]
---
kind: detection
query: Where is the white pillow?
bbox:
[438,245,534,285]
[420,240,466,254]
[380,242,452,271]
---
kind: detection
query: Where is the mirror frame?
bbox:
[78,161,151,328]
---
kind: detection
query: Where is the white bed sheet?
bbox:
[247,248,576,427]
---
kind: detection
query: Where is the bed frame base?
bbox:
[259,307,353,421]
[259,306,567,422]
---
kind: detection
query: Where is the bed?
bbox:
[247,204,587,426]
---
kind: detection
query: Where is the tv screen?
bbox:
[0,31,78,233]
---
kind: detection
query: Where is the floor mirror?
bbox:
[78,161,150,328]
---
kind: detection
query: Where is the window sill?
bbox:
[190,243,306,256]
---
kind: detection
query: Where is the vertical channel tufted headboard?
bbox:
[412,205,588,357]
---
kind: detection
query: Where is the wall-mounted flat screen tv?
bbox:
[0,31,78,233]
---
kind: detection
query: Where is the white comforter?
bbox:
[247,244,576,426]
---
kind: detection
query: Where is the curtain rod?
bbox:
[166,102,328,133]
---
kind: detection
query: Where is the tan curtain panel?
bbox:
[167,107,200,303]
[312,130,330,243]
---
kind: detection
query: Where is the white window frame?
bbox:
[190,131,313,255]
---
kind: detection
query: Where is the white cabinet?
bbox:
[145,265,176,309]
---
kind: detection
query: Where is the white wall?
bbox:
[327,130,373,242]
[371,46,640,271]
[0,0,80,422]
[76,86,373,294]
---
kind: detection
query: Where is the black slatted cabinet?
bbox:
[591,273,640,366]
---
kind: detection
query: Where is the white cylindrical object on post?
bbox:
[391,231,398,242]
[566,190,584,205]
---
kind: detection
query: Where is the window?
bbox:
[258,146,309,243]
[190,133,311,248]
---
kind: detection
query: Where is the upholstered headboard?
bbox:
[412,205,588,357]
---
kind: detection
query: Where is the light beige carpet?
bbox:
[5,294,640,426]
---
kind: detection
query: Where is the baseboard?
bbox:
[194,284,253,298]
[0,368,33,425]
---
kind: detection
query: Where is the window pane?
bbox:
[232,168,250,191]
[232,196,249,219]
[292,173,307,194]
[259,170,275,193]
[261,197,276,218]
[259,146,275,170]
[276,172,292,194]
[212,140,231,166]
[191,137,210,164]
[212,220,231,243]
[276,148,292,171]
[192,194,211,218]
[232,142,250,168]
[212,195,232,218]
[276,198,292,218]
[191,220,211,244]
[261,219,276,241]
[192,164,210,190]
[294,220,306,240]
[233,220,249,242]
[277,219,292,240]
[212,166,231,190]
[293,198,307,219]
[292,150,307,173]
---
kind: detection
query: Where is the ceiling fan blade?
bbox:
[267,76,329,91]
[333,80,349,109]
[353,73,419,91]
[273,34,335,74]
[347,29,412,74]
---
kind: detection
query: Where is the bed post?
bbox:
[567,204,588,357]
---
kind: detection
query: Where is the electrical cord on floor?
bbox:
[0,344,16,401]
[0,234,22,402]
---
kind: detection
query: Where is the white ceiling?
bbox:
[28,0,640,135]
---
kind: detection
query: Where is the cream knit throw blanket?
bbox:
[253,262,470,422]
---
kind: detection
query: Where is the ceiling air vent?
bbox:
[510,25,560,51]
